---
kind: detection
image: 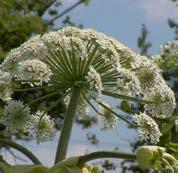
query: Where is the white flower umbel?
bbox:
[16,59,52,86]
[116,68,141,96]
[98,102,118,130]
[29,111,55,143]
[132,55,162,92]
[0,27,175,159]
[134,112,162,144]
[1,100,31,134]
[1,35,47,72]
[1,27,174,108]
[144,82,176,118]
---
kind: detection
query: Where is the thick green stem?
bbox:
[0,138,41,164]
[55,87,81,164]
[77,151,136,166]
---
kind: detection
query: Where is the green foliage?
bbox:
[0,0,50,60]
[0,0,90,61]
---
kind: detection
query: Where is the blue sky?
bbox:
[57,0,178,54]
[3,0,178,170]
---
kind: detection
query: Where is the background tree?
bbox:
[137,24,152,56]
[0,0,89,61]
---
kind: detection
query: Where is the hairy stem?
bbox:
[0,138,41,164]
[55,87,81,164]
[77,151,136,166]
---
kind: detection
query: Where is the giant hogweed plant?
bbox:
[0,27,177,172]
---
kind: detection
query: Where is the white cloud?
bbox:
[137,0,178,21]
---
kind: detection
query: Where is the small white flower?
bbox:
[98,102,118,130]
[16,59,52,86]
[134,112,162,144]
[0,71,13,101]
[1,100,31,134]
[29,111,55,142]
[86,66,103,101]
[116,68,141,96]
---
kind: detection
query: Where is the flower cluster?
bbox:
[1,100,31,134]
[0,100,55,142]
[0,27,175,143]
[16,59,52,86]
[134,112,162,144]
[98,102,118,130]
[144,83,176,118]
[29,111,55,143]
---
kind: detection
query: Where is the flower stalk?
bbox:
[77,151,136,167]
[0,138,41,164]
[55,87,81,163]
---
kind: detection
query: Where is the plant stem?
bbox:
[0,138,41,164]
[98,101,137,127]
[102,90,162,104]
[55,87,81,164]
[77,151,136,166]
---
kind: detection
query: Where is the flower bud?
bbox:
[136,146,166,169]
[162,153,177,166]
